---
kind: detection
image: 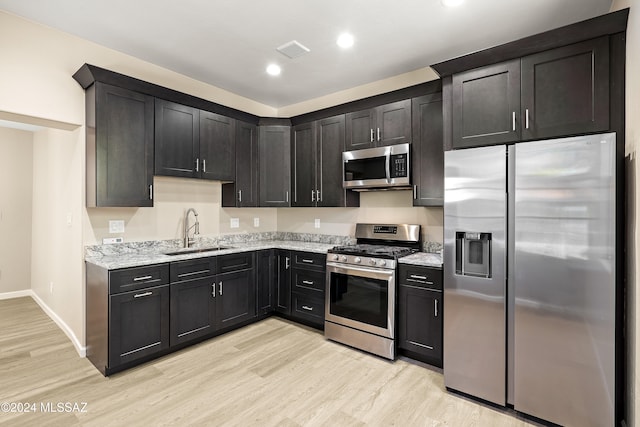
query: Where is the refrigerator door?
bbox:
[513,133,616,426]
[444,145,506,406]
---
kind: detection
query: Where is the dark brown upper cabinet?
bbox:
[345,99,411,150]
[452,60,521,148]
[520,37,609,141]
[222,120,258,207]
[412,93,444,207]
[86,82,154,207]
[291,115,359,208]
[450,37,609,150]
[259,125,291,207]
[155,99,235,180]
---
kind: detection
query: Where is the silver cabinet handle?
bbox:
[134,291,152,298]
[413,185,417,200]
[285,191,289,203]
[195,158,199,172]
[525,108,530,129]
[285,257,290,269]
[302,259,314,264]
[302,305,313,311]
[238,190,242,202]
[149,184,153,200]
[219,281,223,296]
[370,128,374,143]
[434,299,439,317]
[211,283,216,298]
[377,127,381,142]
[316,190,321,202]
[202,159,206,173]
[512,112,516,131]
[410,275,427,280]
[302,280,314,285]
[133,275,153,281]
[311,190,315,202]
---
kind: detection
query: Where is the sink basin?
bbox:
[164,247,232,256]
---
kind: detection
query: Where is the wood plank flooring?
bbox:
[0,297,535,426]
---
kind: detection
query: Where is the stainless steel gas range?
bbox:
[325,223,421,360]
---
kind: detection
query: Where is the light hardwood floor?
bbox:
[0,297,535,426]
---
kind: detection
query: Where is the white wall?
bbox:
[0,127,33,295]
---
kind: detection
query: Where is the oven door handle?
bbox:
[326,262,395,279]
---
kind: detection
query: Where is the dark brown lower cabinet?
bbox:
[109,284,170,368]
[216,268,256,330]
[289,251,326,329]
[170,277,216,347]
[257,249,276,317]
[275,250,292,315]
[397,265,443,367]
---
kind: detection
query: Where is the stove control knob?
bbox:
[377,260,387,267]
[369,259,376,265]
[332,254,339,261]
[354,257,361,263]
[340,256,348,262]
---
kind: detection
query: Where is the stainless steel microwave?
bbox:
[343,143,411,190]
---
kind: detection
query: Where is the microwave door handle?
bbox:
[385,153,391,183]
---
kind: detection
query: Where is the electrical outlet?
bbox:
[49,282,53,294]
[66,213,73,227]
[314,218,320,229]
[253,217,260,227]
[109,220,125,233]
[230,218,240,228]
[103,237,124,244]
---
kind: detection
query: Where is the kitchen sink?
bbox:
[164,246,232,256]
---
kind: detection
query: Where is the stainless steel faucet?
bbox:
[183,208,199,248]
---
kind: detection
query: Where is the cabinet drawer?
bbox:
[292,269,325,295]
[109,264,169,295]
[217,252,254,273]
[291,292,324,325]
[292,252,326,271]
[399,265,442,291]
[170,257,216,282]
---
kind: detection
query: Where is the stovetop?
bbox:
[329,244,417,260]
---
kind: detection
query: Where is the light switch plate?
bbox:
[230,218,240,228]
[109,220,125,234]
[314,218,320,229]
[253,217,260,227]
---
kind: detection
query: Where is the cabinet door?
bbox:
[521,37,609,141]
[92,83,154,207]
[398,284,442,366]
[155,99,199,178]
[412,93,444,206]
[452,60,520,148]
[199,111,235,181]
[232,121,258,207]
[376,99,412,146]
[257,250,275,316]
[275,250,291,315]
[317,115,350,207]
[345,109,375,151]
[259,125,291,207]
[170,277,216,346]
[109,285,170,367]
[291,122,316,207]
[216,268,256,330]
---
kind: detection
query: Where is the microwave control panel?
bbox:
[390,153,408,178]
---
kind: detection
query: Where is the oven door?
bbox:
[325,262,396,339]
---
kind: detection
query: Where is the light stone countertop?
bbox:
[398,252,443,269]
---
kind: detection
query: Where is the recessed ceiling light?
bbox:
[266,63,281,76]
[442,0,464,6]
[337,33,354,49]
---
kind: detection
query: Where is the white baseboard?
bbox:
[1,290,87,358]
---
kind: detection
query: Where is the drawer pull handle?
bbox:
[301,259,314,264]
[406,278,434,285]
[134,291,153,298]
[178,270,211,278]
[302,280,314,286]
[302,305,313,311]
[133,275,153,281]
[410,275,427,280]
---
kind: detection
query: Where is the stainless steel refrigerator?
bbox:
[443,133,616,427]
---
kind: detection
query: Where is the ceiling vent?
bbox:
[276,40,310,59]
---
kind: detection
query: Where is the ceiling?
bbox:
[0,0,614,108]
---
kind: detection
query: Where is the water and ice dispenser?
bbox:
[455,232,492,278]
